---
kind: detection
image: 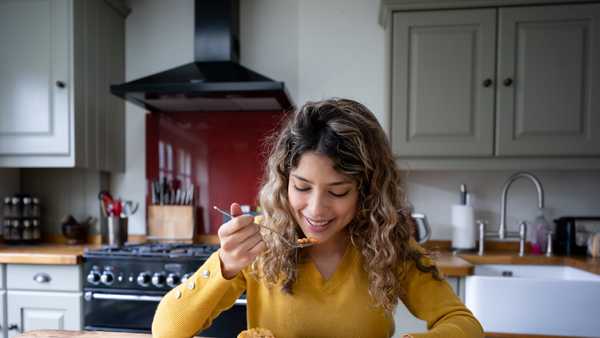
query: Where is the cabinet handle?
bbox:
[482,78,493,87]
[503,78,513,87]
[33,272,51,283]
[8,324,20,332]
[56,80,66,89]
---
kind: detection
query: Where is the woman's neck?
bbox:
[307,229,350,260]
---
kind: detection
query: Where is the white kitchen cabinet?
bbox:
[2,264,82,337]
[0,0,127,172]
[0,290,6,338]
[387,1,600,161]
[393,277,463,337]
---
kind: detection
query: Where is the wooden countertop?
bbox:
[433,253,474,276]
[0,243,598,278]
[0,244,100,265]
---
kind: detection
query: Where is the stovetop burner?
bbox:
[84,242,219,259]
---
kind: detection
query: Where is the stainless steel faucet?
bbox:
[498,172,545,239]
[479,172,545,256]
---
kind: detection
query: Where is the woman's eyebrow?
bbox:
[291,174,353,186]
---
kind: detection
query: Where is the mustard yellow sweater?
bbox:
[152,245,483,338]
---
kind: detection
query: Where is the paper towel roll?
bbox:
[451,205,476,250]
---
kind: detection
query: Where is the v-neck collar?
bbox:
[303,243,355,293]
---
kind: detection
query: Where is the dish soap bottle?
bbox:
[533,209,552,254]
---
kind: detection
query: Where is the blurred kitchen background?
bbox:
[1,0,598,241]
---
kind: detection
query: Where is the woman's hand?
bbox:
[218,203,266,279]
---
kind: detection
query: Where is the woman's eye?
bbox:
[330,191,350,197]
[294,185,310,192]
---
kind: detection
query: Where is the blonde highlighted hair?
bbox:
[254,98,440,313]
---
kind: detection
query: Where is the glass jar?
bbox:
[2,218,11,239]
[32,197,41,218]
[32,218,41,240]
[10,219,21,240]
[22,197,33,218]
[10,196,21,219]
[22,219,32,240]
[3,197,11,218]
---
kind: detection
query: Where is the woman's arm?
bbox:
[152,251,246,338]
[399,257,484,338]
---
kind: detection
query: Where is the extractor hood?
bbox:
[111,0,294,112]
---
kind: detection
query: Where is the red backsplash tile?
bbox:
[146,111,285,234]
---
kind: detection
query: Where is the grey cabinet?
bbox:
[496,5,600,156]
[0,0,126,172]
[3,264,82,338]
[391,9,496,157]
[6,291,81,338]
[389,2,600,159]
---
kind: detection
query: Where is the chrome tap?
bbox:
[497,172,544,239]
[479,172,545,256]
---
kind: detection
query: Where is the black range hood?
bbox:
[111,0,294,112]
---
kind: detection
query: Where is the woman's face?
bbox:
[287,151,359,246]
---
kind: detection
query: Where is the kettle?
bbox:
[410,213,432,244]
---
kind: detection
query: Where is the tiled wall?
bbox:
[146,111,284,234]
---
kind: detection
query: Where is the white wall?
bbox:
[118,0,600,238]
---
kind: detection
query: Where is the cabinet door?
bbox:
[0,291,6,338]
[391,9,496,156]
[6,291,81,338]
[496,4,600,156]
[0,0,71,157]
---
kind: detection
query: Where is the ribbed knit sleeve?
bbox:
[400,257,484,338]
[152,250,247,338]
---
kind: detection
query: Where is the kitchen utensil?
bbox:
[121,201,139,217]
[106,216,128,247]
[212,206,316,249]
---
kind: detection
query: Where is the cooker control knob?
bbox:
[137,272,151,287]
[100,271,114,285]
[166,273,180,288]
[87,271,101,285]
[152,272,166,287]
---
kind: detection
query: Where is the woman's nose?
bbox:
[305,192,329,216]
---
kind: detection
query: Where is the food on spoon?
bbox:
[296,237,319,245]
[237,327,275,338]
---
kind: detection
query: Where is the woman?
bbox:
[152,98,484,338]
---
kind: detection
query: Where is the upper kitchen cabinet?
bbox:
[391,9,496,157]
[383,0,600,165]
[0,0,128,172]
[496,4,600,156]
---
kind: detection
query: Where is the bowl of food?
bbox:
[237,328,275,338]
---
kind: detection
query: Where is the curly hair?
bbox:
[254,98,440,313]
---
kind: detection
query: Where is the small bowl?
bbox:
[62,222,88,244]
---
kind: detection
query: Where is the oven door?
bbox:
[84,289,247,337]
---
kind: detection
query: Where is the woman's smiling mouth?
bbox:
[304,216,334,232]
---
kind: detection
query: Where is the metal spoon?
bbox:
[212,206,315,249]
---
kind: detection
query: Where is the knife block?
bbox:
[147,205,195,242]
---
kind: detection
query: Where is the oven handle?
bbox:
[84,291,247,305]
[85,292,162,302]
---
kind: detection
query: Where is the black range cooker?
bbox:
[83,243,246,337]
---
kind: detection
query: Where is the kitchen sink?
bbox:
[465,264,600,337]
